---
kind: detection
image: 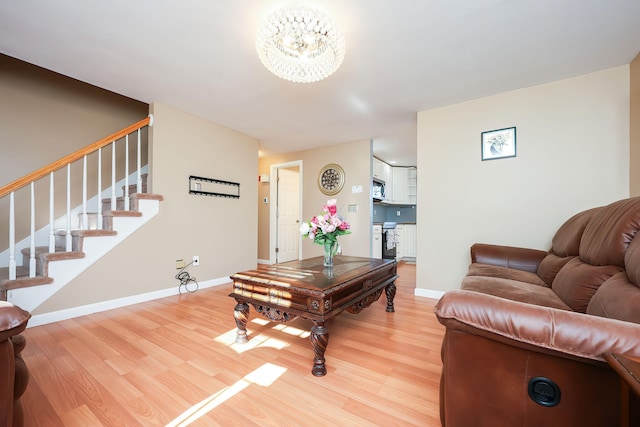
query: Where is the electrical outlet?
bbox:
[176,259,185,269]
[193,255,200,266]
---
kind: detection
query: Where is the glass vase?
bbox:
[323,240,338,267]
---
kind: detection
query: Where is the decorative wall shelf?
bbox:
[189,175,240,199]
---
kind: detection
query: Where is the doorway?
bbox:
[269,161,303,264]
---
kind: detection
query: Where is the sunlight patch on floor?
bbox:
[214,328,290,353]
[166,363,288,426]
[271,323,311,339]
[214,317,311,354]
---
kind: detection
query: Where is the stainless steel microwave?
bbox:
[372,179,385,201]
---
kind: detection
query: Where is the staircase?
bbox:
[0,116,161,312]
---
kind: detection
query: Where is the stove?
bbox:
[382,222,397,259]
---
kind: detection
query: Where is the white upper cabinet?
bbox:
[373,157,384,180]
[407,167,417,204]
[373,159,416,204]
[392,167,409,204]
[390,167,416,205]
[373,157,393,202]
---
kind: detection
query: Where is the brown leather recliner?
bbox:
[0,301,31,427]
[435,197,640,426]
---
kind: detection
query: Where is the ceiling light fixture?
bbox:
[256,5,345,83]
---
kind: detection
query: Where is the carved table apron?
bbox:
[229,256,398,376]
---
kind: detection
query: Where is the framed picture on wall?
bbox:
[481,127,516,160]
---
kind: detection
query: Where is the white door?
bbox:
[276,167,300,263]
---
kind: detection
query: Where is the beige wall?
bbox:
[417,66,630,293]
[258,139,372,261]
[34,102,259,314]
[0,54,148,185]
[631,52,640,196]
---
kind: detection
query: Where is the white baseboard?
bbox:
[415,288,445,300]
[28,275,231,327]
[257,258,272,265]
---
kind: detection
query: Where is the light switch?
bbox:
[352,185,363,193]
[348,204,358,213]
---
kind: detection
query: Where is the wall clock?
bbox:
[318,163,345,196]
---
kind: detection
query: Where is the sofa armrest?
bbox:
[470,243,547,273]
[434,290,640,361]
[0,302,30,342]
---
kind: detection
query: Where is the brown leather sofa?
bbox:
[435,197,640,426]
[0,301,31,427]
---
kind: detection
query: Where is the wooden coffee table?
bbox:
[229,256,398,376]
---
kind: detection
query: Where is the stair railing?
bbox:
[0,115,153,281]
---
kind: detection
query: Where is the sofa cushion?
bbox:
[551,207,601,257]
[468,263,549,287]
[580,197,640,267]
[588,235,640,324]
[536,254,575,286]
[587,272,640,324]
[624,233,640,287]
[552,258,623,313]
[462,275,571,310]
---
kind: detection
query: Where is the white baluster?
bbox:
[111,142,116,211]
[49,172,55,253]
[8,192,16,280]
[29,182,36,278]
[124,134,130,211]
[137,129,142,194]
[98,148,103,229]
[66,164,72,251]
[82,155,88,230]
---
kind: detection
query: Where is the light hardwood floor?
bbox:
[20,262,444,426]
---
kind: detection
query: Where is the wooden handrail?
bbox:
[0,116,152,199]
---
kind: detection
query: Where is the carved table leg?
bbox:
[385,282,396,312]
[233,301,250,344]
[310,322,330,377]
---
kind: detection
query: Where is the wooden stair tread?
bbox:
[54,229,117,236]
[71,229,117,237]
[104,210,143,218]
[19,247,85,260]
[132,193,163,201]
[43,251,85,262]
[1,275,54,290]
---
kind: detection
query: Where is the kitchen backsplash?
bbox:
[373,204,417,223]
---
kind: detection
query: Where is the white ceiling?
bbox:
[1,1,640,167]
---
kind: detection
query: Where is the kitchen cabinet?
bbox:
[407,168,417,205]
[392,167,409,204]
[373,158,388,181]
[396,224,417,260]
[382,161,392,185]
[373,157,393,202]
[391,167,416,205]
[372,224,382,259]
[396,224,405,259]
[373,159,417,205]
[404,224,417,257]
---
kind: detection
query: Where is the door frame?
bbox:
[269,160,303,264]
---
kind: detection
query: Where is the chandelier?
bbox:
[256,5,345,83]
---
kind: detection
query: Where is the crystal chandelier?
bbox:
[256,5,345,83]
